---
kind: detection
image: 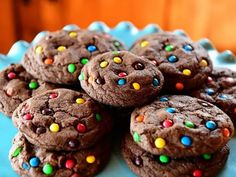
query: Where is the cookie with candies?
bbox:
[12,89,112,151]
[122,133,229,177]
[130,32,213,92]
[22,29,124,84]
[10,133,111,177]
[190,68,236,126]
[0,64,55,117]
[130,95,234,157]
[79,51,164,107]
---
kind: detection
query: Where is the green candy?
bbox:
[11,146,23,157]
[185,121,195,128]
[42,163,53,175]
[67,64,76,73]
[165,44,174,52]
[95,113,102,121]
[114,41,121,47]
[29,81,39,89]
[159,155,170,164]
[80,58,89,65]
[202,153,212,160]
[133,132,141,143]
[78,72,85,81]
[112,51,119,55]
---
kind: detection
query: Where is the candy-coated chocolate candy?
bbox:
[182,69,191,76]
[160,97,168,102]
[205,88,214,95]
[133,62,144,70]
[183,44,193,51]
[23,113,33,120]
[181,136,192,146]
[154,138,166,149]
[222,128,230,137]
[95,113,102,121]
[49,123,60,133]
[167,55,178,63]
[80,58,89,65]
[43,163,53,175]
[69,31,77,38]
[132,82,141,90]
[29,81,39,90]
[165,44,174,52]
[205,120,217,130]
[133,132,141,143]
[76,98,85,104]
[117,78,126,85]
[7,72,16,79]
[175,82,184,90]
[29,157,40,167]
[166,107,176,113]
[57,46,66,52]
[185,121,195,128]
[65,159,75,169]
[78,72,85,81]
[86,155,96,163]
[76,123,86,133]
[135,115,144,122]
[11,146,23,157]
[193,169,203,177]
[68,64,76,73]
[35,46,43,54]
[159,155,170,164]
[22,162,30,170]
[44,58,54,65]
[199,59,208,67]
[140,41,149,47]
[152,78,160,86]
[118,72,127,77]
[87,45,97,52]
[113,57,122,64]
[162,120,173,128]
[100,61,109,68]
[49,93,58,99]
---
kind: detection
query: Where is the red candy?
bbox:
[7,72,16,79]
[23,113,33,120]
[118,72,127,77]
[76,123,86,133]
[207,76,213,83]
[49,93,58,99]
[193,169,203,177]
[71,173,81,177]
[162,120,173,128]
[65,159,75,169]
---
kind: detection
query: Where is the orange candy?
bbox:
[44,58,54,65]
[222,128,231,137]
[175,82,184,90]
[234,107,236,113]
[135,115,144,122]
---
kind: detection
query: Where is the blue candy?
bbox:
[166,107,176,113]
[22,162,30,170]
[152,78,160,86]
[205,88,214,95]
[180,136,192,146]
[87,45,97,52]
[183,44,193,51]
[29,157,40,167]
[117,78,126,86]
[160,97,168,102]
[205,120,217,130]
[167,55,178,63]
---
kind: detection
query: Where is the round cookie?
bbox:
[190,68,236,126]
[22,29,124,84]
[0,64,55,117]
[122,133,229,177]
[130,32,213,92]
[80,51,164,107]
[130,95,234,157]
[12,88,112,151]
[10,133,111,177]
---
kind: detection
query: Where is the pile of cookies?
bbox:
[0,28,235,177]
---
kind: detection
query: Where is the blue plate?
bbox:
[0,22,235,177]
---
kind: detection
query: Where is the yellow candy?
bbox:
[132,83,141,90]
[199,59,208,67]
[69,31,77,38]
[35,46,43,54]
[140,41,149,47]
[76,98,85,104]
[57,46,66,52]
[88,76,93,84]
[182,69,191,76]
[113,57,122,64]
[100,61,109,68]
[155,138,166,149]
[86,155,96,163]
[49,123,60,133]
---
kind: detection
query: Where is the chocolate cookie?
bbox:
[130,95,234,157]
[190,68,236,126]
[122,133,229,177]
[80,51,164,107]
[12,88,112,151]
[0,64,55,117]
[130,32,213,92]
[22,29,124,84]
[10,133,111,177]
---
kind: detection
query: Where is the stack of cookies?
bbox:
[0,28,235,177]
[3,29,125,177]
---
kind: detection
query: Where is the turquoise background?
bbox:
[0,22,235,177]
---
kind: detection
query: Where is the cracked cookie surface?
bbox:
[130,32,212,92]
[22,30,124,84]
[0,64,55,117]
[190,68,236,126]
[10,133,111,177]
[80,51,164,107]
[130,95,234,157]
[121,133,229,177]
[12,88,112,151]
